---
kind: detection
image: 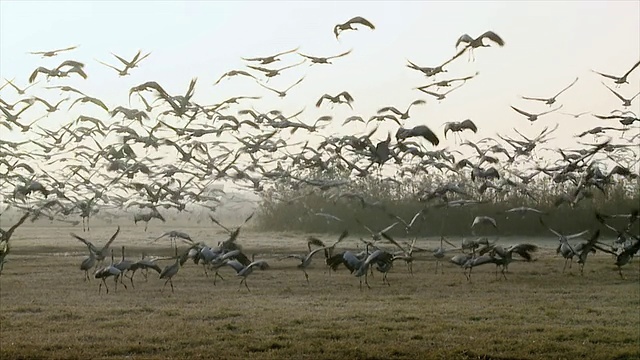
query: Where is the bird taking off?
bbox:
[396,125,440,146]
[456,31,505,49]
[444,119,478,140]
[455,31,505,61]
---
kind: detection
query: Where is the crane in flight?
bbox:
[521,77,579,106]
[28,45,78,58]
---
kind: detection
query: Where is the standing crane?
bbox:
[159,248,187,293]
[79,243,96,281]
[223,257,270,292]
[94,249,125,294]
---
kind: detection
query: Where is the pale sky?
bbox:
[1,1,639,157]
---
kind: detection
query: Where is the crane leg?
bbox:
[120,275,128,290]
[170,279,174,293]
[161,278,170,292]
[130,272,136,289]
[213,271,224,285]
[562,258,568,273]
[101,279,109,294]
[304,270,309,284]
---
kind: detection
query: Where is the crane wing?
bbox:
[553,77,578,98]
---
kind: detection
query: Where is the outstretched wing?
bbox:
[510,106,533,118]
[479,31,505,46]
[553,77,578,98]
[241,212,255,226]
[622,60,640,78]
[348,16,375,30]
[355,218,374,235]
[380,232,406,253]
[327,49,352,59]
[70,233,98,254]
[521,96,548,102]
[456,34,474,48]
[209,214,232,233]
[539,105,562,116]
[460,119,478,133]
[100,226,121,253]
[538,217,563,239]
[591,70,619,81]
[273,47,300,58]
[316,94,331,108]
[602,82,627,102]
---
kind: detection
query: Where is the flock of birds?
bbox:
[0,16,639,293]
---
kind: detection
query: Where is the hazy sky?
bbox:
[1,1,639,150]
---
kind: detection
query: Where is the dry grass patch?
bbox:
[0,225,639,359]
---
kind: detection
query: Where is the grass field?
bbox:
[0,223,639,360]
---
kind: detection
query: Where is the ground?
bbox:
[0,223,638,360]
